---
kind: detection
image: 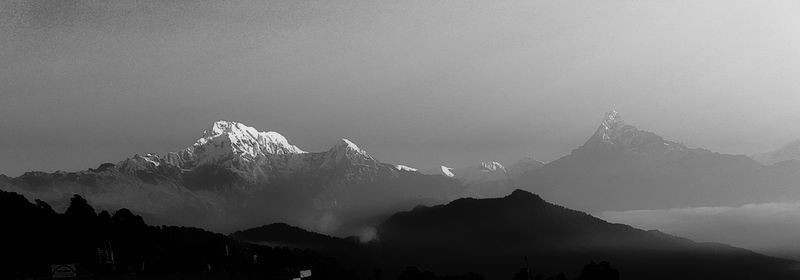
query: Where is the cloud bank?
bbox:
[599,201,800,260]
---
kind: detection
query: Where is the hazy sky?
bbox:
[2,0,800,176]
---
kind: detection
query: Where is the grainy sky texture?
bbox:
[2,0,800,176]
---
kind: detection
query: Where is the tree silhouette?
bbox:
[0,189,358,279]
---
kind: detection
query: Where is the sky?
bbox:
[2,0,800,176]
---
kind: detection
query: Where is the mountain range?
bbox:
[4,110,800,237]
[420,159,544,183]
[6,110,800,279]
[417,158,544,198]
[0,121,466,235]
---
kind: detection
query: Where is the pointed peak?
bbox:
[339,138,361,150]
[585,109,629,145]
[319,138,376,168]
[331,138,370,155]
[600,109,624,130]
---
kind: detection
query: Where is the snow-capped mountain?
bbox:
[420,158,542,185]
[518,109,800,212]
[116,121,400,192]
[576,110,709,159]
[412,158,543,199]
[479,161,506,172]
[183,120,306,163]
[450,161,508,183]
[319,138,381,171]
[0,120,463,235]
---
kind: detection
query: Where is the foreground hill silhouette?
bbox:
[2,188,617,280]
[231,222,366,260]
[0,189,357,279]
[230,221,619,280]
[377,189,800,280]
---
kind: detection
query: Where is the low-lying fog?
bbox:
[599,201,800,260]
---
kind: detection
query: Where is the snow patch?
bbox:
[479,161,506,173]
[395,164,418,172]
[337,138,369,156]
[142,154,161,167]
[440,166,455,177]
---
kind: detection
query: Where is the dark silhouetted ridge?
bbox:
[507,188,544,201]
[377,189,799,280]
[231,222,346,247]
[0,189,357,279]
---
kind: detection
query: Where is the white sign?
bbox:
[300,269,312,278]
[51,264,77,278]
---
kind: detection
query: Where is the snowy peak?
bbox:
[328,138,373,160]
[184,120,306,166]
[200,120,305,155]
[583,109,640,147]
[592,109,626,143]
[420,162,511,181]
[447,161,508,184]
[576,110,700,158]
[319,138,377,168]
[478,161,506,173]
[333,138,370,157]
[601,109,623,128]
